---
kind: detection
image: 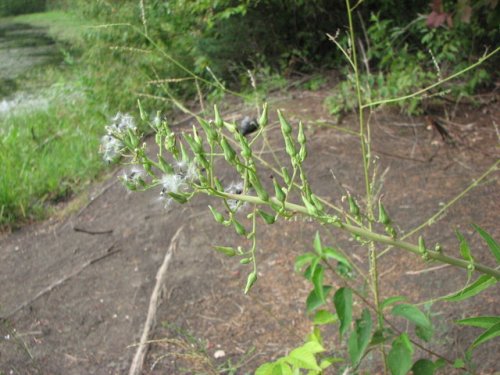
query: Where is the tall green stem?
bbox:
[346,0,386,370]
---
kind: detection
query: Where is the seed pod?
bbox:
[282,167,292,185]
[348,195,360,217]
[259,103,268,128]
[209,205,224,223]
[240,257,252,264]
[244,272,257,294]
[299,145,307,163]
[273,178,286,203]
[278,110,292,135]
[184,133,203,155]
[233,219,246,236]
[378,202,391,225]
[220,138,236,163]
[213,246,236,257]
[250,172,269,202]
[258,209,276,224]
[298,121,306,145]
[168,192,188,204]
[198,117,216,141]
[310,194,324,212]
[302,195,319,216]
[284,137,297,158]
[224,121,237,133]
[214,104,223,128]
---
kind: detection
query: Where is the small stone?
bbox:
[213,349,225,359]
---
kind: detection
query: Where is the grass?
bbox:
[5,10,94,44]
[0,11,110,227]
[0,98,106,226]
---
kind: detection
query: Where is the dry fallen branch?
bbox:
[0,242,119,320]
[128,225,184,375]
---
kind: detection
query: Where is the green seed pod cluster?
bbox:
[302,194,319,216]
[378,201,397,238]
[198,117,217,143]
[419,236,430,261]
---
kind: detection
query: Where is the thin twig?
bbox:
[128,226,184,375]
[0,243,119,320]
[73,226,113,235]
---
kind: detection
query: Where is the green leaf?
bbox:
[312,265,325,302]
[412,359,435,375]
[472,224,500,264]
[348,309,372,366]
[471,321,500,349]
[306,286,332,312]
[456,316,500,329]
[381,296,407,310]
[391,304,433,332]
[313,231,323,256]
[287,342,324,371]
[255,361,292,375]
[442,275,497,302]
[388,333,414,375]
[333,287,352,337]
[415,325,434,342]
[453,358,465,369]
[294,253,317,273]
[456,230,473,262]
[322,246,351,268]
[313,310,338,325]
[319,357,343,369]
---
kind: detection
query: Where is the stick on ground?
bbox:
[128,226,184,375]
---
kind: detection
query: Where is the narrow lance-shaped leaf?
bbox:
[472,224,500,264]
[312,265,325,302]
[456,230,473,262]
[313,231,323,256]
[470,321,500,349]
[456,316,500,329]
[442,274,497,302]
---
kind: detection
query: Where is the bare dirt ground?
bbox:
[1,84,499,375]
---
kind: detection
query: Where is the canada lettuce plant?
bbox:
[102,1,499,373]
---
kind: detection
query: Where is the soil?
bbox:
[1,84,499,375]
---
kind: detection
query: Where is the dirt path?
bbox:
[1,87,499,374]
